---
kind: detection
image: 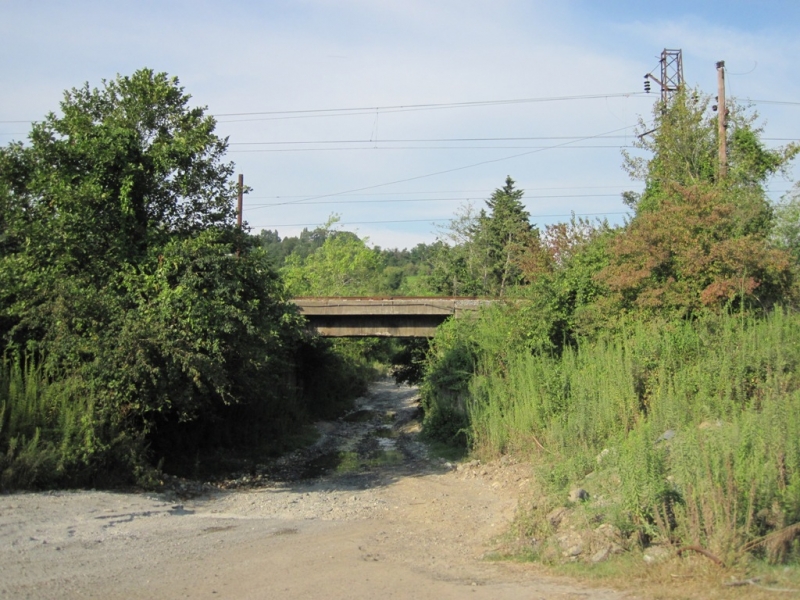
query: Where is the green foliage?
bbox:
[429,307,800,561]
[256,225,331,268]
[610,89,797,317]
[518,217,616,344]
[281,220,385,296]
[428,203,489,296]
[623,89,717,211]
[104,231,300,436]
[0,70,236,283]
[415,77,800,569]
[600,184,794,314]
[622,88,797,213]
[0,70,325,487]
[772,184,800,264]
[0,356,150,490]
[429,177,537,297]
[480,176,535,296]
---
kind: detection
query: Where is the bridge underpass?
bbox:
[292,297,492,337]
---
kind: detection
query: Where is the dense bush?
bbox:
[0,70,377,488]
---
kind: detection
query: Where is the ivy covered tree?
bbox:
[622,88,796,214]
[0,70,303,484]
[1,70,237,283]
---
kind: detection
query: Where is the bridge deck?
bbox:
[292,297,491,337]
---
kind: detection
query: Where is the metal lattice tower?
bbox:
[644,48,684,103]
[659,49,684,103]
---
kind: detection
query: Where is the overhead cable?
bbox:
[251,211,631,229]
[260,123,641,208]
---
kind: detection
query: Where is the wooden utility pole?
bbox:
[236,174,244,257]
[237,173,244,229]
[716,61,727,179]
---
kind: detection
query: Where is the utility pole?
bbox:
[236,173,244,257]
[644,49,684,103]
[237,173,244,230]
[716,61,728,179]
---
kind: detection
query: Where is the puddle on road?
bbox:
[377,437,397,451]
[297,451,344,479]
[296,446,405,480]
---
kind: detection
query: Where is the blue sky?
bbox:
[2,1,798,248]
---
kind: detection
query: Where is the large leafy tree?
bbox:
[1,70,236,281]
[0,70,301,479]
[281,224,384,296]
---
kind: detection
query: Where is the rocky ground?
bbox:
[0,378,634,599]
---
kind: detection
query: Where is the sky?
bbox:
[2,1,799,249]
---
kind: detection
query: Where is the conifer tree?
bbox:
[480,176,534,296]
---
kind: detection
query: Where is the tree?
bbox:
[480,176,535,296]
[0,70,302,482]
[430,177,535,297]
[622,88,796,214]
[281,219,384,296]
[0,70,237,284]
[603,90,798,314]
[772,183,800,264]
[429,203,489,296]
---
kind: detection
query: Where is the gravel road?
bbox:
[0,379,629,599]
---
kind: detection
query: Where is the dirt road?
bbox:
[0,379,628,599]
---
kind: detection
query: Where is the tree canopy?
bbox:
[430,176,536,297]
[606,89,798,315]
[0,70,305,486]
[0,70,237,282]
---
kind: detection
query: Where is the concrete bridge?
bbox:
[292,297,492,337]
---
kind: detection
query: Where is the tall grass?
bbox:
[464,309,800,561]
[0,356,143,490]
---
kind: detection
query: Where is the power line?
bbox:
[228,145,631,153]
[251,211,631,229]
[744,98,800,107]
[246,193,625,209]
[246,187,792,206]
[245,185,636,199]
[214,92,647,120]
[227,135,797,145]
[229,135,639,145]
[262,123,641,208]
[2,95,797,125]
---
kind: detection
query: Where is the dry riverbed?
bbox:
[1,379,629,599]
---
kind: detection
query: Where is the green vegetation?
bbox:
[3,68,800,571]
[0,70,377,489]
[417,88,800,564]
[471,312,800,561]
